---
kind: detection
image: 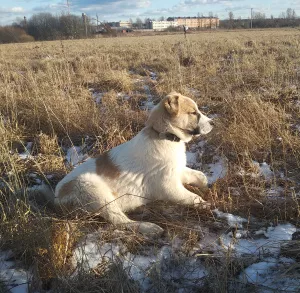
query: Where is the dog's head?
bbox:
[146,92,213,142]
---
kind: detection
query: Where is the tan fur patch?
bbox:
[57,180,76,198]
[95,152,120,179]
[179,96,197,114]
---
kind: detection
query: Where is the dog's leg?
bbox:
[90,192,164,237]
[163,182,211,209]
[98,197,163,237]
[181,167,208,189]
[57,177,163,237]
[84,181,164,237]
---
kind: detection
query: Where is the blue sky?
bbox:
[0,0,299,25]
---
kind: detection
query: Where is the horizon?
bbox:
[0,0,299,25]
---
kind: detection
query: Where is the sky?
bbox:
[0,0,299,25]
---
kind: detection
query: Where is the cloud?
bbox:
[11,7,24,13]
[71,0,151,12]
[0,6,25,14]
[183,0,239,4]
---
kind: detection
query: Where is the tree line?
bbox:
[0,8,299,44]
[221,8,299,29]
[0,12,93,43]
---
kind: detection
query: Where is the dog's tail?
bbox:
[27,184,56,211]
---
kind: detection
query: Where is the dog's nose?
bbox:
[209,120,215,126]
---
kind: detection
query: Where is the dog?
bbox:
[36,92,214,237]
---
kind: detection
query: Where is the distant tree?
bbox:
[286,8,296,19]
[253,12,266,19]
[228,11,234,21]
[228,11,234,28]
[59,14,87,39]
[27,13,59,40]
[158,16,165,21]
[279,12,286,19]
[26,12,90,40]
[135,17,143,29]
[0,26,34,43]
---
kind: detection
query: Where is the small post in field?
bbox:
[82,13,87,38]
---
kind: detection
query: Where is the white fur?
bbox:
[52,93,213,236]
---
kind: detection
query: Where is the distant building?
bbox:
[174,17,219,29]
[117,21,132,28]
[146,20,178,31]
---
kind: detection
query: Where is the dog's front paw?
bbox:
[126,221,164,238]
[194,197,211,210]
[137,222,164,237]
[195,173,209,190]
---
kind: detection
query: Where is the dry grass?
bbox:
[0,28,300,292]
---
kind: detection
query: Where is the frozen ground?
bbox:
[0,251,31,293]
[6,70,299,292]
[186,139,228,185]
[70,212,298,292]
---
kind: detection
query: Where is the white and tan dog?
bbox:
[38,92,213,236]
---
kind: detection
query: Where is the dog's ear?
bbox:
[164,93,180,116]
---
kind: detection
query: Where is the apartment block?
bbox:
[174,17,219,28]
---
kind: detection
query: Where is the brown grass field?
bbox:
[0,28,300,292]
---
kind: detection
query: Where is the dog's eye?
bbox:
[189,111,197,115]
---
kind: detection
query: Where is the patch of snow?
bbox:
[213,209,247,228]
[123,253,156,291]
[0,250,31,293]
[28,173,42,185]
[219,223,296,257]
[206,156,227,184]
[186,88,201,97]
[89,88,105,104]
[140,85,155,110]
[266,185,284,197]
[149,71,157,80]
[239,257,300,293]
[186,151,198,165]
[93,92,104,104]
[117,92,130,100]
[18,142,33,160]
[72,232,208,292]
[256,161,273,180]
[66,145,88,167]
[73,234,121,270]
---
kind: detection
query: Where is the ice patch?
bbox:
[186,151,198,165]
[253,161,273,180]
[239,257,300,292]
[73,234,120,270]
[140,85,155,110]
[213,209,247,228]
[220,223,296,257]
[89,88,104,104]
[149,71,157,80]
[123,253,157,291]
[66,145,88,167]
[28,173,42,184]
[18,142,33,160]
[186,88,201,97]
[0,251,31,293]
[207,156,227,184]
[72,232,208,292]
[117,92,130,100]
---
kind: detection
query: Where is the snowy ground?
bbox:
[0,251,31,293]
